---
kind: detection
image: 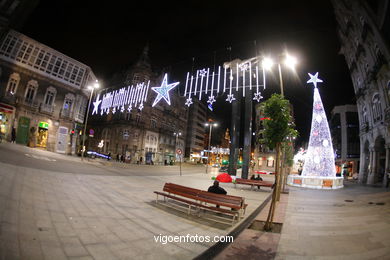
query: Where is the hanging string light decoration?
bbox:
[184,59,266,108]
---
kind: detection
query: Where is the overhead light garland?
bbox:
[91,58,266,116]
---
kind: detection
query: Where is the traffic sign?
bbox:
[176,148,182,155]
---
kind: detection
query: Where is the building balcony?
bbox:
[355,87,365,99]
[21,99,39,111]
[1,92,18,105]
[39,103,54,115]
[60,108,73,119]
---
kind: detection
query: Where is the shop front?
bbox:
[0,103,15,141]
[16,116,30,145]
[36,121,49,148]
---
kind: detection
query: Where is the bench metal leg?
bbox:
[156,194,158,204]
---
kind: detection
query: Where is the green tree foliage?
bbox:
[258,94,297,149]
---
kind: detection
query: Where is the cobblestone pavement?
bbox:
[0,143,272,260]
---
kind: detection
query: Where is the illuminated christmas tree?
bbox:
[302,73,336,177]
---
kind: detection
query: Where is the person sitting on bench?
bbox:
[250,174,263,189]
[208,180,227,208]
[208,180,227,195]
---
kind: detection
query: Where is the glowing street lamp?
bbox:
[262,53,298,96]
[205,121,218,174]
[81,80,99,161]
[284,54,298,70]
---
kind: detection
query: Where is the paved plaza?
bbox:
[0,143,272,260]
[1,143,390,260]
[275,183,390,260]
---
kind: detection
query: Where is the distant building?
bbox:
[254,103,276,173]
[89,46,187,165]
[332,0,390,185]
[0,29,97,153]
[184,99,207,163]
[330,105,360,176]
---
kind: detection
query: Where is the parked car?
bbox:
[254,170,275,175]
[212,163,220,168]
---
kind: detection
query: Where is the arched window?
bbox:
[24,80,38,104]
[372,93,382,123]
[62,93,75,117]
[43,86,56,106]
[6,73,20,95]
[362,106,368,125]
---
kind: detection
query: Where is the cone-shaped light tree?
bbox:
[302,73,336,177]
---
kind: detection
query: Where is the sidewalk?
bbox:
[275,182,390,259]
[215,191,289,260]
[215,181,390,260]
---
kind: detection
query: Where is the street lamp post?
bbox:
[262,53,297,96]
[205,121,218,174]
[81,81,99,161]
[174,132,182,176]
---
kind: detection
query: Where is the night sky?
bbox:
[20,0,355,147]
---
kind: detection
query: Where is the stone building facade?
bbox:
[89,47,187,164]
[332,0,390,185]
[0,29,97,154]
[330,104,360,176]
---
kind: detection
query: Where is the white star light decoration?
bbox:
[92,94,101,115]
[138,103,144,110]
[151,73,179,107]
[185,97,193,107]
[207,95,216,105]
[199,69,207,77]
[226,94,236,103]
[127,105,132,113]
[253,92,263,102]
[307,72,323,88]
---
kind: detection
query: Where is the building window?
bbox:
[387,81,390,98]
[362,106,368,125]
[133,74,141,84]
[43,86,56,106]
[372,93,382,123]
[151,118,157,128]
[76,96,87,122]
[24,80,38,104]
[126,111,132,120]
[5,73,20,95]
[62,93,75,117]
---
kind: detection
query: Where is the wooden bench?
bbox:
[234,178,274,191]
[154,183,247,224]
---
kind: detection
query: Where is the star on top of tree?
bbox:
[307,72,323,88]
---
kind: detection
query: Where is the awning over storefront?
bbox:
[0,103,14,113]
